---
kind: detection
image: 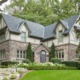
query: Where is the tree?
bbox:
[4,0,80,26]
[26,42,34,62]
[49,43,55,61]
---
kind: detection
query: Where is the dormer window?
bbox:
[20,32,26,42]
[58,30,63,42]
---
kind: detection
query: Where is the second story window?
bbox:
[21,32,26,42]
[0,34,5,43]
[58,30,63,42]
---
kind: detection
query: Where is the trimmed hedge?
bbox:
[62,61,80,69]
[1,61,18,66]
[77,62,80,69]
[26,66,77,70]
[51,58,61,64]
[62,61,78,67]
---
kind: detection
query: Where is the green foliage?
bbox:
[4,0,80,26]
[26,42,34,62]
[26,66,77,70]
[2,77,8,80]
[62,61,78,67]
[23,59,31,64]
[51,58,61,64]
[10,75,16,79]
[1,61,18,66]
[49,43,55,61]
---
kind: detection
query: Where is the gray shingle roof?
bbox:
[1,13,80,40]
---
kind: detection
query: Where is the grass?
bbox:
[21,70,80,80]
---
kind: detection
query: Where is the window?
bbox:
[0,34,5,43]
[58,30,63,42]
[55,49,64,59]
[0,50,5,60]
[17,50,26,59]
[21,32,26,42]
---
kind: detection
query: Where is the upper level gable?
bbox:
[55,21,66,33]
[0,17,6,29]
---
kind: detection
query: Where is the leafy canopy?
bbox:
[4,0,80,26]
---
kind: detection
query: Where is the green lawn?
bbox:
[21,70,80,80]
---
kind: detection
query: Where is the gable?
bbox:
[19,23,29,36]
[55,22,65,33]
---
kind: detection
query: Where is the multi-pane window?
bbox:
[55,49,64,59]
[21,32,26,42]
[0,50,5,60]
[17,50,26,59]
[58,30,63,42]
[0,34,5,43]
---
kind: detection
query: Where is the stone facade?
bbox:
[68,44,77,61]
[56,44,78,61]
[0,40,49,62]
[0,40,78,62]
[34,43,49,63]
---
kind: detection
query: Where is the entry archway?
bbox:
[40,50,46,63]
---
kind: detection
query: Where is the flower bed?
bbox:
[17,62,77,70]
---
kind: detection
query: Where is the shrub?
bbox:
[62,61,78,67]
[26,63,77,70]
[23,59,31,64]
[26,65,77,70]
[77,62,80,69]
[51,58,61,64]
[17,63,29,68]
[2,77,8,80]
[1,61,18,66]
[10,75,16,79]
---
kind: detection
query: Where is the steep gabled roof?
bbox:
[2,13,44,38]
[1,13,80,40]
[44,22,57,40]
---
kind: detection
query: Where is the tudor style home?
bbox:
[0,13,80,63]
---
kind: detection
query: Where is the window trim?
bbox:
[16,50,26,59]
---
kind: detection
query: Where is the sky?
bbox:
[0,0,10,10]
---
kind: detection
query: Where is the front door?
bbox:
[40,51,46,63]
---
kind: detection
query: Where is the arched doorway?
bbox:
[40,50,46,63]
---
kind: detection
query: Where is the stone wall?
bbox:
[34,44,49,63]
[0,40,78,62]
[56,44,78,61]
[68,44,77,61]
[0,40,38,62]
[56,44,69,61]
[0,40,10,61]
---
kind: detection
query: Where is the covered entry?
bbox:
[40,50,46,63]
[33,43,49,63]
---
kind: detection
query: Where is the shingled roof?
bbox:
[1,13,80,40]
